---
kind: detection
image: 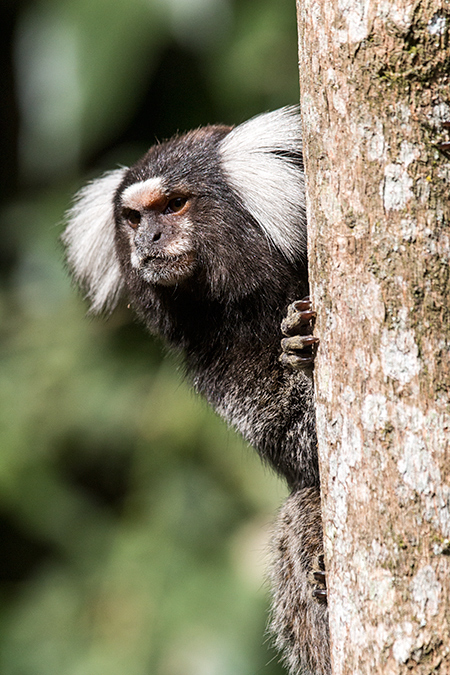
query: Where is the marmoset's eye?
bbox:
[165,197,188,214]
[123,208,141,228]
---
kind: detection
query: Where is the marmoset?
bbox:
[63,107,330,675]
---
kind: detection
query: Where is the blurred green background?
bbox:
[0,1,299,673]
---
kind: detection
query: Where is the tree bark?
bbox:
[296,1,450,673]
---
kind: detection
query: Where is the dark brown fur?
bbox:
[63,109,330,674]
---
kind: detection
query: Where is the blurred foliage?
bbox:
[0,0,299,673]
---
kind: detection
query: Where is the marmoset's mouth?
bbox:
[138,251,197,286]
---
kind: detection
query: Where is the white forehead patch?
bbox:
[121,176,164,209]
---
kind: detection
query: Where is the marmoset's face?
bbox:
[117,175,198,286]
[114,126,232,288]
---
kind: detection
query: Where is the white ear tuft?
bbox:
[62,168,127,314]
[219,106,306,261]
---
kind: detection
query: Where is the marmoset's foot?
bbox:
[311,553,327,604]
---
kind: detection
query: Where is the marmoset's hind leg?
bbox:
[270,487,330,675]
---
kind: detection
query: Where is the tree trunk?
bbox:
[296,1,450,673]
